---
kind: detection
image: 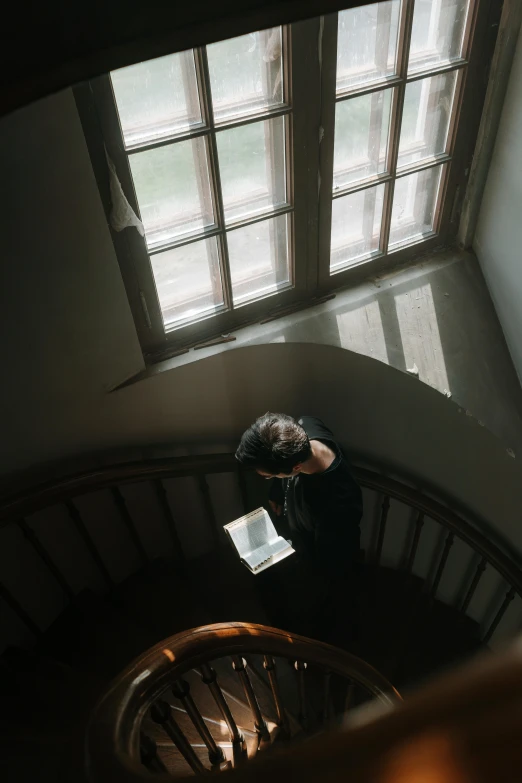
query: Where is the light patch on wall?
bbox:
[394,283,450,393]
[270,335,286,342]
[336,299,389,364]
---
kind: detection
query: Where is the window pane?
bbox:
[111,51,202,148]
[398,72,457,169]
[218,117,287,224]
[336,1,400,94]
[208,28,284,123]
[389,166,443,248]
[409,0,470,74]
[151,238,224,327]
[334,90,392,192]
[330,185,385,272]
[227,214,290,305]
[130,138,215,249]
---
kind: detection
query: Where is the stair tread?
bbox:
[144,666,258,740]
[348,565,482,686]
[112,557,211,644]
[0,647,103,783]
[37,589,156,677]
[188,548,270,625]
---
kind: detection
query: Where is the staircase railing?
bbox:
[86,621,401,781]
[89,632,522,783]
[0,454,521,644]
[354,468,522,642]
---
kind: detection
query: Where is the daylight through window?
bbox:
[329,0,471,271]
[111,29,291,329]
[88,0,482,356]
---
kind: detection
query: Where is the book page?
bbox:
[242,537,291,571]
[225,507,294,573]
[226,508,279,558]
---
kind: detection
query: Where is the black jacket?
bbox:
[269,416,362,581]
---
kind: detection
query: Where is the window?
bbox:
[80,0,486,360]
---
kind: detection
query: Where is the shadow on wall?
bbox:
[245,251,522,457]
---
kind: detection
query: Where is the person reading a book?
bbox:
[235,413,362,642]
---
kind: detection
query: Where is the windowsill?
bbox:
[114,247,467,393]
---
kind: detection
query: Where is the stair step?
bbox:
[188,547,270,626]
[36,589,154,678]
[111,557,211,646]
[0,647,104,783]
[347,565,482,688]
[396,599,483,688]
[351,565,426,662]
[0,646,103,719]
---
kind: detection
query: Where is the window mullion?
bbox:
[261,28,288,286]
[194,46,234,312]
[380,0,417,254]
[316,12,338,291]
[288,18,322,296]
[179,50,223,308]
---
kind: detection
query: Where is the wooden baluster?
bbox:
[111,487,148,567]
[140,732,167,773]
[65,501,113,589]
[200,663,243,743]
[461,558,488,613]
[374,496,390,566]
[344,680,355,713]
[200,663,246,766]
[429,532,455,599]
[294,660,308,731]
[231,656,270,743]
[19,518,74,600]
[172,679,225,767]
[196,475,220,548]
[150,699,207,774]
[483,587,516,644]
[247,656,302,734]
[152,480,185,564]
[405,512,424,573]
[263,655,289,736]
[322,670,332,725]
[0,580,41,637]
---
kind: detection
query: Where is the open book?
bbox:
[224,507,295,574]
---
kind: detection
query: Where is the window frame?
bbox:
[317,0,483,292]
[76,0,499,362]
[80,22,321,360]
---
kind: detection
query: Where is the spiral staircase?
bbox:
[1,453,521,782]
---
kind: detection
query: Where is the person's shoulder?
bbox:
[317,460,362,499]
[297,414,327,430]
[299,415,340,447]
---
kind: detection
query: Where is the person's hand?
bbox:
[269,500,283,517]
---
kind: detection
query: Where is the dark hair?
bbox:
[235,413,311,474]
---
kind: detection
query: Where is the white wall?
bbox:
[474,27,522,384]
[0,88,145,478]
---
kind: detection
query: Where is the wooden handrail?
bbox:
[0,453,521,597]
[0,454,239,524]
[354,467,522,597]
[86,622,401,783]
[87,633,522,783]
